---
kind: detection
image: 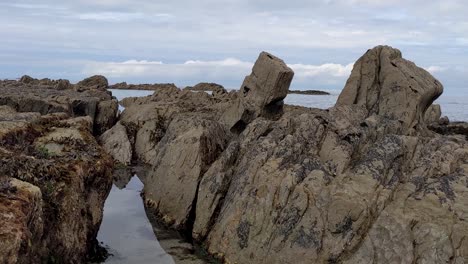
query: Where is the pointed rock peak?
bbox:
[336,45,443,133]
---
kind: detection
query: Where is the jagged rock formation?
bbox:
[337,45,443,134]
[0,75,118,135]
[113,46,468,263]
[221,52,294,133]
[0,76,117,263]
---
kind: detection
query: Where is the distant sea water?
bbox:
[110,89,468,122]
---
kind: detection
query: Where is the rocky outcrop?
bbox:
[336,45,443,134]
[0,178,43,264]
[76,75,109,91]
[221,52,294,133]
[0,98,113,262]
[99,121,132,165]
[114,47,468,264]
[185,82,227,92]
[0,76,118,135]
[424,104,442,124]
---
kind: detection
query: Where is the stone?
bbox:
[0,106,113,263]
[424,104,442,124]
[76,75,109,91]
[221,51,294,133]
[143,115,228,229]
[0,178,43,264]
[0,77,118,135]
[336,45,443,134]
[99,121,132,165]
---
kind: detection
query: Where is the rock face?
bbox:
[76,75,109,91]
[99,121,132,165]
[107,46,468,264]
[0,76,118,135]
[425,104,442,124]
[337,45,443,134]
[0,94,113,262]
[221,52,294,133]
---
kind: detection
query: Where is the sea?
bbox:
[97,88,467,264]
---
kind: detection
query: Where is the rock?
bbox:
[185,82,226,92]
[0,178,43,264]
[0,98,113,263]
[221,51,294,133]
[19,75,35,84]
[134,119,166,164]
[439,116,450,125]
[143,115,229,229]
[115,48,468,264]
[0,77,118,135]
[424,104,442,124]
[336,45,443,134]
[76,75,109,91]
[94,99,119,135]
[99,121,132,165]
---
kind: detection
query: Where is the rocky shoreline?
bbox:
[0,76,117,263]
[1,45,468,263]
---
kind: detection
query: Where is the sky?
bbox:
[0,0,467,93]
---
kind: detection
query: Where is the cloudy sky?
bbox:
[1,0,467,93]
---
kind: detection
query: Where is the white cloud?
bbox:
[425,66,446,74]
[82,58,353,87]
[290,63,354,78]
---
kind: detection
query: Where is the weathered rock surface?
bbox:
[0,76,118,135]
[0,98,113,263]
[185,82,227,93]
[144,115,229,229]
[221,52,294,133]
[425,104,442,124]
[106,46,468,264]
[337,45,443,134]
[99,121,132,165]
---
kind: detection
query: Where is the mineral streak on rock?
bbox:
[113,46,468,264]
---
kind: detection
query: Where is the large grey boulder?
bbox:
[221,52,294,133]
[143,115,228,229]
[99,122,132,165]
[336,45,443,134]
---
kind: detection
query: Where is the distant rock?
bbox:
[185,82,226,92]
[288,90,330,95]
[0,76,118,135]
[76,75,109,91]
[109,82,178,91]
[424,104,442,124]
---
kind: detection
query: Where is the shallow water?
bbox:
[97,172,174,264]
